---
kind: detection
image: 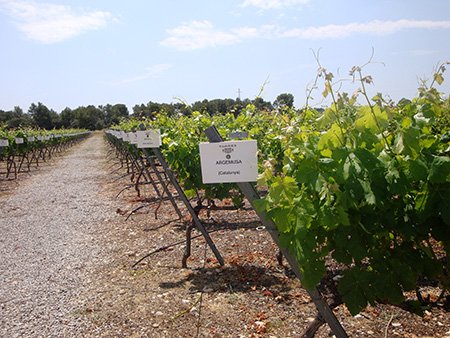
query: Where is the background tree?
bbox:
[0,106,34,129]
[60,107,75,128]
[132,101,163,119]
[102,104,129,126]
[273,93,294,109]
[28,102,59,129]
[253,97,273,111]
[72,105,105,130]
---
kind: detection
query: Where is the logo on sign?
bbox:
[222,147,234,154]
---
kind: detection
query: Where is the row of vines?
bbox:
[0,127,90,179]
[109,64,449,318]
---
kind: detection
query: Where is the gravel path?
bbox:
[0,134,115,338]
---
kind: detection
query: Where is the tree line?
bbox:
[0,93,295,130]
[132,93,294,119]
[0,103,129,130]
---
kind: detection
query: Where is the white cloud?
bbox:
[0,0,115,44]
[110,64,173,86]
[162,19,450,51]
[281,20,450,39]
[241,0,310,9]
[160,20,240,51]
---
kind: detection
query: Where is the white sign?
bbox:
[199,140,258,183]
[128,132,138,145]
[0,139,9,147]
[121,131,130,142]
[15,138,24,144]
[136,130,161,148]
[27,136,35,142]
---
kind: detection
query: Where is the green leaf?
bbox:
[393,133,404,154]
[298,253,326,289]
[428,156,450,183]
[355,106,388,133]
[184,189,197,199]
[390,258,416,291]
[252,198,268,214]
[322,82,331,98]
[338,269,370,315]
[343,154,361,180]
[346,231,367,261]
[332,246,353,265]
[379,273,405,305]
[269,208,293,233]
[434,72,444,85]
[407,158,428,181]
[439,188,450,226]
[295,158,318,185]
[354,149,380,173]
[402,127,421,157]
[337,206,351,226]
[319,208,338,229]
[279,232,294,248]
[359,179,376,205]
[272,176,299,202]
[318,123,343,150]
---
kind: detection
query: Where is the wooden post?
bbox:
[140,148,184,219]
[151,147,225,267]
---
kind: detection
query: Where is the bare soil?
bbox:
[0,133,448,337]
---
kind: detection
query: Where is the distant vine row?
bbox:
[0,127,90,179]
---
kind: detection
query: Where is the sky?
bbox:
[0,0,449,113]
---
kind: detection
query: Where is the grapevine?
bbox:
[257,62,449,315]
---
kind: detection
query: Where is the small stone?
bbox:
[155,311,163,316]
[152,323,159,328]
[391,322,401,327]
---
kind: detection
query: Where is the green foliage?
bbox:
[112,105,298,206]
[258,62,449,315]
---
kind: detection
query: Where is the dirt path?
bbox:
[0,133,118,337]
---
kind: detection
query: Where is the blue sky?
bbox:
[0,0,449,113]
